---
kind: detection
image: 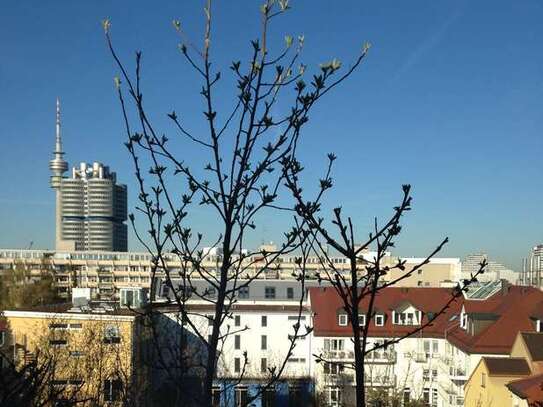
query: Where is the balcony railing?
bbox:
[449,366,467,380]
[366,350,397,364]
[364,374,396,388]
[323,350,355,360]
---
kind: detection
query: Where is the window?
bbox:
[261,357,267,373]
[432,388,438,407]
[338,314,348,326]
[289,386,302,407]
[103,379,122,402]
[234,357,241,373]
[265,286,276,299]
[481,373,486,388]
[239,286,249,299]
[235,387,248,407]
[104,325,121,344]
[423,388,430,404]
[324,339,344,351]
[261,335,267,350]
[207,315,214,326]
[375,314,384,326]
[212,386,221,407]
[403,388,410,404]
[287,287,294,299]
[235,335,241,350]
[69,323,82,330]
[432,340,439,353]
[423,369,429,380]
[324,362,344,375]
[263,388,275,407]
[537,320,542,333]
[50,323,68,330]
[0,331,5,347]
[70,350,85,358]
[359,314,366,326]
[208,285,216,297]
[50,339,67,346]
[262,315,268,327]
[235,315,241,327]
[328,387,342,407]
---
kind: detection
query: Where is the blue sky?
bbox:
[0,0,541,269]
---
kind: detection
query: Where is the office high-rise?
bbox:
[49,99,127,251]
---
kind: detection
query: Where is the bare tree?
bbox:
[283,153,487,406]
[103,0,369,405]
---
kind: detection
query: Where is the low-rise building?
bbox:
[1,292,149,406]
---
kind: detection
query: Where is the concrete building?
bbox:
[49,99,127,252]
[462,253,519,285]
[521,245,543,290]
[0,248,465,300]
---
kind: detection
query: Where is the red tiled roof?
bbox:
[447,286,543,355]
[309,286,463,338]
[507,373,543,402]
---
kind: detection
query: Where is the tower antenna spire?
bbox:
[55,97,62,153]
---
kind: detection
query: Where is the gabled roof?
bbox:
[483,357,531,376]
[309,286,462,338]
[447,286,543,355]
[520,332,543,362]
[507,373,543,402]
[389,299,418,312]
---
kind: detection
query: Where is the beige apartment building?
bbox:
[0,247,466,300]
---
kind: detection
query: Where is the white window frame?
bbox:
[375,314,384,326]
[338,314,348,326]
[358,314,366,326]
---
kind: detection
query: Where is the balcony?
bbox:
[365,374,396,388]
[449,366,467,380]
[366,350,397,364]
[323,350,355,360]
[324,373,354,385]
[414,352,428,363]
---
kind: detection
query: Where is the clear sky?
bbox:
[0,0,541,269]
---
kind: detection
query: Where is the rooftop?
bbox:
[448,286,543,354]
[483,357,531,376]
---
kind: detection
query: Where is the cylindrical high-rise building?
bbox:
[49,100,128,252]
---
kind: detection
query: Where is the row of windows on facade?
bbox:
[211,384,307,407]
[185,285,296,299]
[208,315,306,329]
[337,310,424,327]
[326,386,438,407]
[48,323,121,346]
[230,355,307,375]
[323,338,441,354]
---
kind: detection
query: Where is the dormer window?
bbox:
[460,307,468,329]
[375,314,384,327]
[338,314,348,326]
[392,305,422,326]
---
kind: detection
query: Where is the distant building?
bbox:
[49,99,127,252]
[461,253,518,285]
[521,245,543,290]
[0,248,464,300]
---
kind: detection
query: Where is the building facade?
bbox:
[49,100,127,252]
[0,248,468,300]
[521,245,543,290]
